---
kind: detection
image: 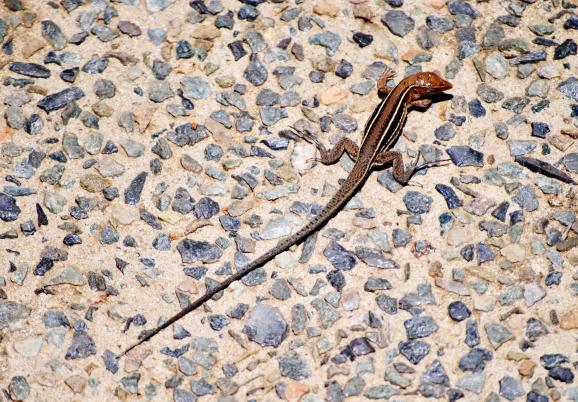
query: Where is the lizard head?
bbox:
[411,72,453,98]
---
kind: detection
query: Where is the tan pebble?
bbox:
[285,381,310,401]
[92,101,114,117]
[341,291,359,311]
[126,345,151,362]
[156,210,182,224]
[548,134,574,152]
[429,261,443,277]
[500,244,526,263]
[277,167,300,183]
[550,389,561,401]
[180,154,202,173]
[319,87,348,105]
[84,363,98,375]
[560,309,578,330]
[518,359,536,377]
[205,119,232,145]
[472,294,496,312]
[561,128,578,139]
[353,216,376,229]
[507,351,529,362]
[64,375,87,394]
[427,0,447,8]
[222,158,242,170]
[37,373,57,387]
[161,43,172,61]
[123,358,142,373]
[464,197,496,216]
[0,126,13,144]
[80,174,112,192]
[195,38,214,52]
[114,386,129,401]
[132,104,156,133]
[20,34,46,58]
[311,56,337,73]
[14,337,42,357]
[446,226,471,246]
[438,102,448,120]
[112,205,138,225]
[177,278,198,294]
[349,0,367,4]
[0,56,10,70]
[352,4,374,20]
[227,200,254,217]
[173,59,196,75]
[313,1,339,17]
[401,48,424,63]
[192,25,220,40]
[27,85,48,96]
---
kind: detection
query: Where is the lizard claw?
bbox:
[289,125,321,147]
[406,180,424,188]
[415,158,452,172]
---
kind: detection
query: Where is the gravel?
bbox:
[1,1,577,400]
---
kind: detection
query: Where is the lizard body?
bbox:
[120,70,452,356]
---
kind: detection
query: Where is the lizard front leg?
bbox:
[290,127,359,164]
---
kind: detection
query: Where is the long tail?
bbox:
[119,168,367,357]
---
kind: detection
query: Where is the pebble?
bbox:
[65,330,96,360]
[37,87,85,112]
[485,322,514,349]
[41,20,67,50]
[243,54,268,86]
[278,351,311,380]
[353,32,373,47]
[0,301,31,329]
[447,146,484,167]
[558,77,578,100]
[381,10,415,37]
[0,193,21,222]
[554,39,577,60]
[435,184,463,209]
[323,241,357,270]
[242,304,287,347]
[177,239,222,263]
[499,376,525,401]
[403,191,433,214]
[448,301,471,321]
[485,52,508,79]
[118,20,142,37]
[0,1,576,399]
[10,62,51,78]
[308,31,341,56]
[404,316,439,339]
[9,376,30,401]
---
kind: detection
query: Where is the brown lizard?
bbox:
[120,69,453,356]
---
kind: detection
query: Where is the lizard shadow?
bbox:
[412,92,454,111]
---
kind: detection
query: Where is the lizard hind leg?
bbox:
[377,66,397,98]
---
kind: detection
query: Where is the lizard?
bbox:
[119,69,453,356]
